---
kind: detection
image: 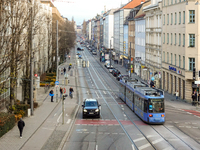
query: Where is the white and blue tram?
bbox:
[119,78,165,124]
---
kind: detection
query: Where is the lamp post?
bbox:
[56,20,59,103]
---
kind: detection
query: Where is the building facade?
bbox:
[143,0,162,88]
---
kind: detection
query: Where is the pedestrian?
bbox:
[60,87,63,98]
[192,93,195,105]
[18,118,25,138]
[63,67,66,75]
[175,90,179,100]
[49,89,54,102]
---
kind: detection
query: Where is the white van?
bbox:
[104,60,110,66]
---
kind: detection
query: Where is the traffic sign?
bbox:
[55,81,59,85]
[34,74,38,77]
[55,85,59,88]
[195,81,200,84]
[64,88,66,93]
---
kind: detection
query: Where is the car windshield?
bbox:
[85,101,97,107]
[149,99,164,113]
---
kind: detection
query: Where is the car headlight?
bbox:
[84,109,87,112]
[95,109,99,112]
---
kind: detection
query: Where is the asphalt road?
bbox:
[62,42,200,150]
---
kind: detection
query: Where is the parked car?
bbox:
[77,47,81,50]
[105,64,113,69]
[92,50,97,55]
[108,67,115,73]
[82,99,101,118]
[112,69,121,77]
[116,74,129,81]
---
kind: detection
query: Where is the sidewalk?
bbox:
[97,56,200,111]
[0,53,77,150]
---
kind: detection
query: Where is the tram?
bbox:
[119,78,165,124]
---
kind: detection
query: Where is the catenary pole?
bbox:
[56,20,58,103]
[30,6,34,116]
[129,42,131,78]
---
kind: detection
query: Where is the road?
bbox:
[62,43,200,150]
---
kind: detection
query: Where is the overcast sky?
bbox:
[53,0,131,25]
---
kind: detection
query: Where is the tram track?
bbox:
[82,47,200,149]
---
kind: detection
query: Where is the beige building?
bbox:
[143,0,162,88]
[162,0,200,101]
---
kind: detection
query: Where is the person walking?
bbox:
[18,118,25,138]
[69,87,74,98]
[63,67,66,75]
[49,89,54,102]
[60,87,63,98]
[175,90,179,100]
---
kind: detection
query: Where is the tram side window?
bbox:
[132,93,134,103]
[144,100,148,113]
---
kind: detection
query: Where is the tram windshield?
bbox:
[149,99,164,113]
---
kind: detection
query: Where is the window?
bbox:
[179,12,181,24]
[189,34,195,47]
[189,58,195,71]
[179,34,181,46]
[164,0,165,6]
[175,54,176,66]
[179,0,181,2]
[171,0,173,4]
[183,56,185,69]
[183,34,185,46]
[171,33,173,45]
[175,13,177,24]
[163,52,165,62]
[179,55,181,67]
[163,14,165,25]
[183,11,185,24]
[163,33,165,44]
[167,52,169,63]
[175,33,176,45]
[167,33,169,44]
[167,14,169,25]
[189,10,195,23]
[175,0,177,3]
[171,53,173,64]
[171,13,173,24]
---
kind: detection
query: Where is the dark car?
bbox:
[112,69,121,77]
[116,74,129,81]
[82,99,101,118]
[77,47,81,50]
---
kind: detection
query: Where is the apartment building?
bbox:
[86,20,91,41]
[134,1,151,78]
[143,0,162,88]
[162,0,200,101]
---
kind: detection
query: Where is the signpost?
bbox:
[55,81,59,102]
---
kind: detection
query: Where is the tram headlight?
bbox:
[95,109,99,112]
[84,109,87,112]
[161,114,165,117]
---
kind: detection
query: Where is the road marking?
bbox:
[192,127,198,128]
[57,112,63,122]
[122,108,124,110]
[186,126,191,128]
[179,126,184,128]
[138,143,151,150]
[112,133,117,135]
[152,139,163,144]
[187,112,192,114]
[132,144,136,150]
[103,91,106,94]
[96,145,98,150]
[54,113,57,116]
[66,114,68,116]
[95,91,99,98]
[133,137,145,142]
[66,119,71,124]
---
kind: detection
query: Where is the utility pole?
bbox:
[56,20,58,103]
[110,40,111,67]
[30,6,34,116]
[129,42,131,78]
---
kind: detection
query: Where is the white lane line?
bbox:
[152,138,163,144]
[132,144,136,150]
[66,114,68,116]
[57,112,63,123]
[103,91,106,94]
[133,137,145,142]
[54,113,57,116]
[96,145,98,150]
[138,143,151,150]
[66,119,71,124]
[187,112,192,114]
[192,127,198,128]
[186,126,191,128]
[163,147,174,150]
[95,91,99,98]
[179,126,184,128]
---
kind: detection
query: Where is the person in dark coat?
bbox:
[49,89,54,102]
[63,67,66,75]
[60,87,63,98]
[18,118,25,138]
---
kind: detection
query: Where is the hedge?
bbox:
[0,112,15,138]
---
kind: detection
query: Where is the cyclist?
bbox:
[69,87,74,98]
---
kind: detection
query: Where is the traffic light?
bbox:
[62,94,68,100]
[193,68,196,79]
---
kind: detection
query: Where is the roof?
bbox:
[114,0,145,13]
[122,0,145,9]
[134,1,151,19]
[85,99,98,102]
